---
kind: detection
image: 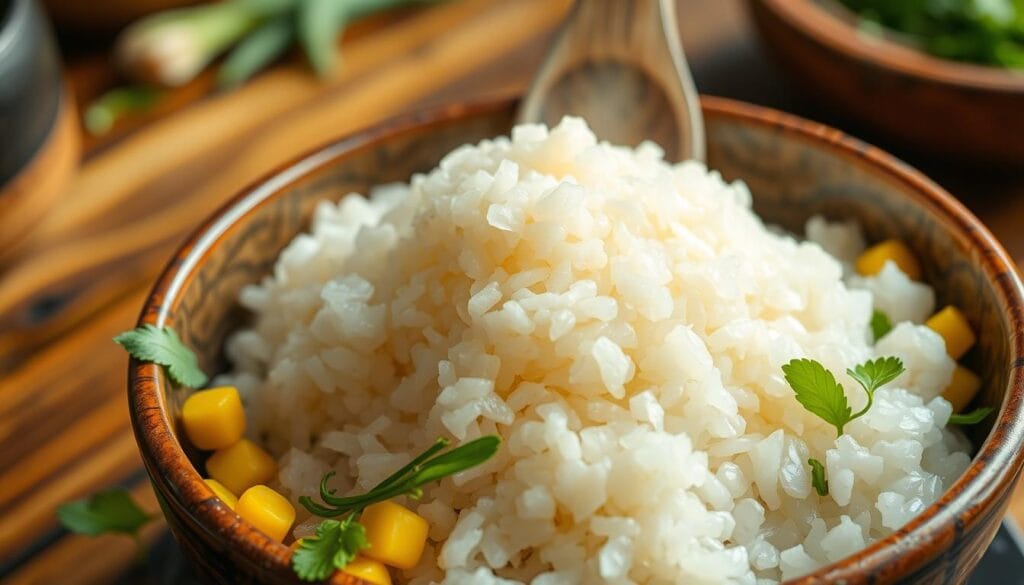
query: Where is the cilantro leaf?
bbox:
[870,309,893,342]
[335,520,369,568]
[843,356,905,425]
[948,406,994,426]
[808,458,828,496]
[292,518,369,582]
[114,325,208,387]
[847,356,905,395]
[783,358,853,436]
[56,488,154,537]
[784,356,905,436]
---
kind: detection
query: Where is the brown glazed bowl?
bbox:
[129,96,1024,584]
[748,0,1024,166]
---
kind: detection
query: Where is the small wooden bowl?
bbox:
[129,97,1024,584]
[748,0,1024,166]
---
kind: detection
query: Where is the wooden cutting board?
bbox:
[2,1,1024,583]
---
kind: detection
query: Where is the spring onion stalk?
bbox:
[84,86,164,135]
[217,16,295,88]
[297,0,445,77]
[115,0,449,89]
[116,0,297,87]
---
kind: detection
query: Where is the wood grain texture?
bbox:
[5,478,166,585]
[0,288,146,560]
[3,0,1024,583]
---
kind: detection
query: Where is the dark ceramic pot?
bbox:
[748,0,1024,166]
[0,0,78,256]
[128,97,1024,584]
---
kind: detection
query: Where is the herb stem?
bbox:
[302,435,500,518]
[315,438,447,508]
[849,388,874,428]
[316,478,424,515]
[297,496,346,518]
[371,437,449,493]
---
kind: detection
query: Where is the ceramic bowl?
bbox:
[748,0,1024,166]
[0,0,78,258]
[128,96,1024,584]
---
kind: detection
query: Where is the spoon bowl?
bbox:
[518,0,704,162]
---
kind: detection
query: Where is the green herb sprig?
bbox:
[783,356,905,437]
[293,435,500,581]
[114,324,209,387]
[949,406,995,425]
[784,356,905,497]
[56,488,157,543]
[837,0,1024,69]
[784,353,994,497]
[870,309,893,341]
[808,458,829,496]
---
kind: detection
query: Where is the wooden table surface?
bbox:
[3,1,1024,583]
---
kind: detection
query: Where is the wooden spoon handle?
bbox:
[518,0,704,162]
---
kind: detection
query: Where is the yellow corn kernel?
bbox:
[342,557,392,585]
[203,478,238,510]
[181,387,246,450]
[236,485,295,542]
[926,305,976,360]
[206,439,278,495]
[855,239,922,280]
[360,501,429,570]
[943,365,982,413]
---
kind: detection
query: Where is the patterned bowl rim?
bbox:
[129,95,1024,584]
[756,0,1024,93]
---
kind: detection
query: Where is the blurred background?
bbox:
[2,0,1024,583]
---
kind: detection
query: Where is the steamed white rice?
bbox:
[220,117,972,584]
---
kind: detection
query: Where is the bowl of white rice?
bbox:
[128,96,1024,585]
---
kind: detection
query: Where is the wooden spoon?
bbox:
[518,0,704,162]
